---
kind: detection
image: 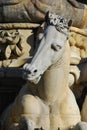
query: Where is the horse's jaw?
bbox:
[28,75,42,84]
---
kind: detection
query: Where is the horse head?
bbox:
[23,12,71,84]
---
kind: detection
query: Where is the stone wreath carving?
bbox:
[0,29,34,67]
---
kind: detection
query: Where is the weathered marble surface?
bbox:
[0,0,86,28]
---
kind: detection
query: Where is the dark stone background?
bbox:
[77,0,87,4]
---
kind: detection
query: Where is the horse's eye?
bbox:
[51,43,61,51]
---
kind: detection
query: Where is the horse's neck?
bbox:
[38,42,70,104]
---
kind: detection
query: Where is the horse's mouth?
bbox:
[23,71,42,84]
[28,75,41,84]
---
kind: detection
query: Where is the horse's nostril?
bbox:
[33,69,37,73]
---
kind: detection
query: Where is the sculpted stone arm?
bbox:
[0,0,87,27]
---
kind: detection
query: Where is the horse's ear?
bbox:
[68,20,72,27]
[45,11,50,22]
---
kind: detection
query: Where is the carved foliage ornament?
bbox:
[0,29,29,68]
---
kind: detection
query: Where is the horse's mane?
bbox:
[44,12,71,36]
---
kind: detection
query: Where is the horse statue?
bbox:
[0,12,81,130]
